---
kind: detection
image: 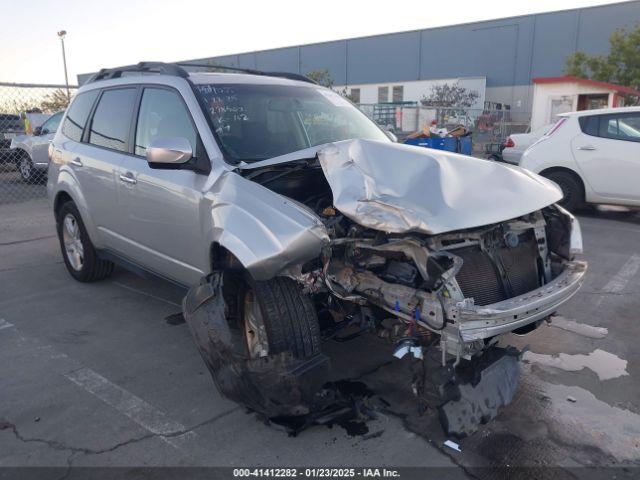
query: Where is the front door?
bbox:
[116,86,208,286]
[572,111,640,203]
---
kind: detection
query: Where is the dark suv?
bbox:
[0,113,24,163]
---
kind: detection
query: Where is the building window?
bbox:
[378,86,389,103]
[350,88,361,104]
[392,85,404,103]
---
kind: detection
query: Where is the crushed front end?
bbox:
[184,139,587,437]
[303,203,586,436]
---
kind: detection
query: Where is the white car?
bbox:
[520,107,640,211]
[501,123,552,164]
[10,111,63,183]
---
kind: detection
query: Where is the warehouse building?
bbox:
[171,1,640,122]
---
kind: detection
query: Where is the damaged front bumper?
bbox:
[182,274,330,417]
[456,260,587,341]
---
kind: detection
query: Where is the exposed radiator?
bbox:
[453,235,540,306]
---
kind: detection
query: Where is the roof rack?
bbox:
[86,62,189,83]
[177,63,317,84]
[85,61,317,85]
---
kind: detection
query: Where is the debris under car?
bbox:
[182,138,587,438]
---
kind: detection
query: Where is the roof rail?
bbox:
[84,61,318,85]
[176,62,317,85]
[86,62,189,84]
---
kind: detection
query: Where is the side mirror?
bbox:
[146,137,192,167]
[33,126,42,136]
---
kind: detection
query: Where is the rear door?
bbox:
[572,112,640,203]
[116,86,208,286]
[60,87,137,247]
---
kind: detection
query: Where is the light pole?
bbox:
[57,30,69,100]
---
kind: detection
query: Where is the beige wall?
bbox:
[531,82,614,130]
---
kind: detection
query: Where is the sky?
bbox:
[0,0,629,85]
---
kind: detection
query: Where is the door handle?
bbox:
[69,157,83,167]
[577,145,596,151]
[119,172,137,185]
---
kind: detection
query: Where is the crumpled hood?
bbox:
[317,139,562,235]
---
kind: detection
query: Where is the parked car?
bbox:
[0,113,25,164]
[10,111,63,183]
[48,62,586,436]
[520,107,640,211]
[501,123,553,164]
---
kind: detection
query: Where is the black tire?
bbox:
[544,171,584,211]
[56,201,114,282]
[242,276,321,359]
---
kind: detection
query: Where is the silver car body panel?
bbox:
[11,133,54,167]
[317,139,563,235]
[206,171,330,281]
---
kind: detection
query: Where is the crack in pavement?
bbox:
[0,261,64,274]
[0,234,57,246]
[0,406,240,462]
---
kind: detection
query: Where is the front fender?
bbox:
[205,172,329,280]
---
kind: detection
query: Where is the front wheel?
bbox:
[544,171,584,211]
[56,201,114,282]
[240,276,321,360]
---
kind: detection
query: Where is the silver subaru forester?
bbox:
[48,62,586,436]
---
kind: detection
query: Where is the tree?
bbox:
[305,69,334,88]
[39,89,71,112]
[420,82,480,108]
[565,23,640,91]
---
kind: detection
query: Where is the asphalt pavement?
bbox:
[1,194,639,479]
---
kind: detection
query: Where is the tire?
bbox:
[544,171,584,211]
[17,152,43,184]
[240,276,321,359]
[56,201,114,282]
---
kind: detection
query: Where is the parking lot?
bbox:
[1,164,639,478]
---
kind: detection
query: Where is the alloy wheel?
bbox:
[62,213,84,271]
[243,290,269,358]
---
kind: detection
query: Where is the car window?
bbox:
[599,114,640,142]
[195,83,388,163]
[41,112,63,134]
[88,88,137,152]
[578,115,599,137]
[134,88,197,157]
[62,90,99,142]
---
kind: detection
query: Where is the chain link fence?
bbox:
[359,104,532,157]
[0,83,77,243]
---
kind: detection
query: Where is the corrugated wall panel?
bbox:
[255,47,299,72]
[300,41,347,85]
[81,1,640,87]
[576,1,640,54]
[530,11,580,79]
[346,31,420,84]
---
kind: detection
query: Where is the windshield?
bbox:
[195,83,389,163]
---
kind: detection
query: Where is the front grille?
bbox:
[453,235,540,306]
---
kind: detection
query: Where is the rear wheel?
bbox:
[17,152,42,184]
[544,171,584,211]
[240,276,321,359]
[56,201,114,282]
